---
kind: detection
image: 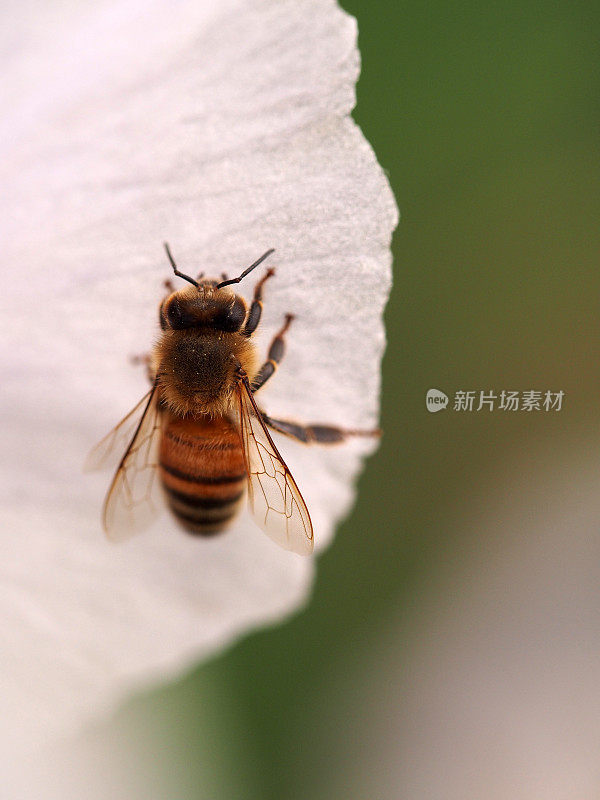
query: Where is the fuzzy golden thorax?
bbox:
[152,283,259,417]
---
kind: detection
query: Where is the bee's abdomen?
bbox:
[159,415,246,536]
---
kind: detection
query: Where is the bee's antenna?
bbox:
[217,249,275,289]
[163,243,199,288]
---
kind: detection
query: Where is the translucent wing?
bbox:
[94,384,163,541]
[84,389,154,473]
[235,377,313,555]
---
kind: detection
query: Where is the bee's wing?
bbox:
[235,378,313,555]
[84,389,155,473]
[97,384,164,541]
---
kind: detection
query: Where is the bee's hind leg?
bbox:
[261,414,381,444]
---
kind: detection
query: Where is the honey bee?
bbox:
[87,245,378,555]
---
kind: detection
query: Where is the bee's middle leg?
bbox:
[251,313,294,392]
[130,352,154,384]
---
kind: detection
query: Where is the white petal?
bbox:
[0,0,397,753]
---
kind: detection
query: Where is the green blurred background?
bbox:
[89,1,600,796]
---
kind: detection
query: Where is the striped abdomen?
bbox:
[159,414,246,535]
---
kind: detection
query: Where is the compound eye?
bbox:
[216,297,246,332]
[166,298,195,330]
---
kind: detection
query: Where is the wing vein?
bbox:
[234,375,313,555]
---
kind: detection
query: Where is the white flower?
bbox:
[0,0,397,757]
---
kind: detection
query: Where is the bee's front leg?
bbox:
[251,313,294,392]
[243,267,276,336]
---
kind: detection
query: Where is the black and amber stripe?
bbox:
[159,415,246,536]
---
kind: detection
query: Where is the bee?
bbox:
[87,245,378,555]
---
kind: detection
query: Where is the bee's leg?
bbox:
[243,267,276,336]
[130,353,154,384]
[261,414,380,444]
[163,279,175,294]
[251,313,294,392]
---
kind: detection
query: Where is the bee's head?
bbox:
[159,244,275,333]
[160,284,247,332]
